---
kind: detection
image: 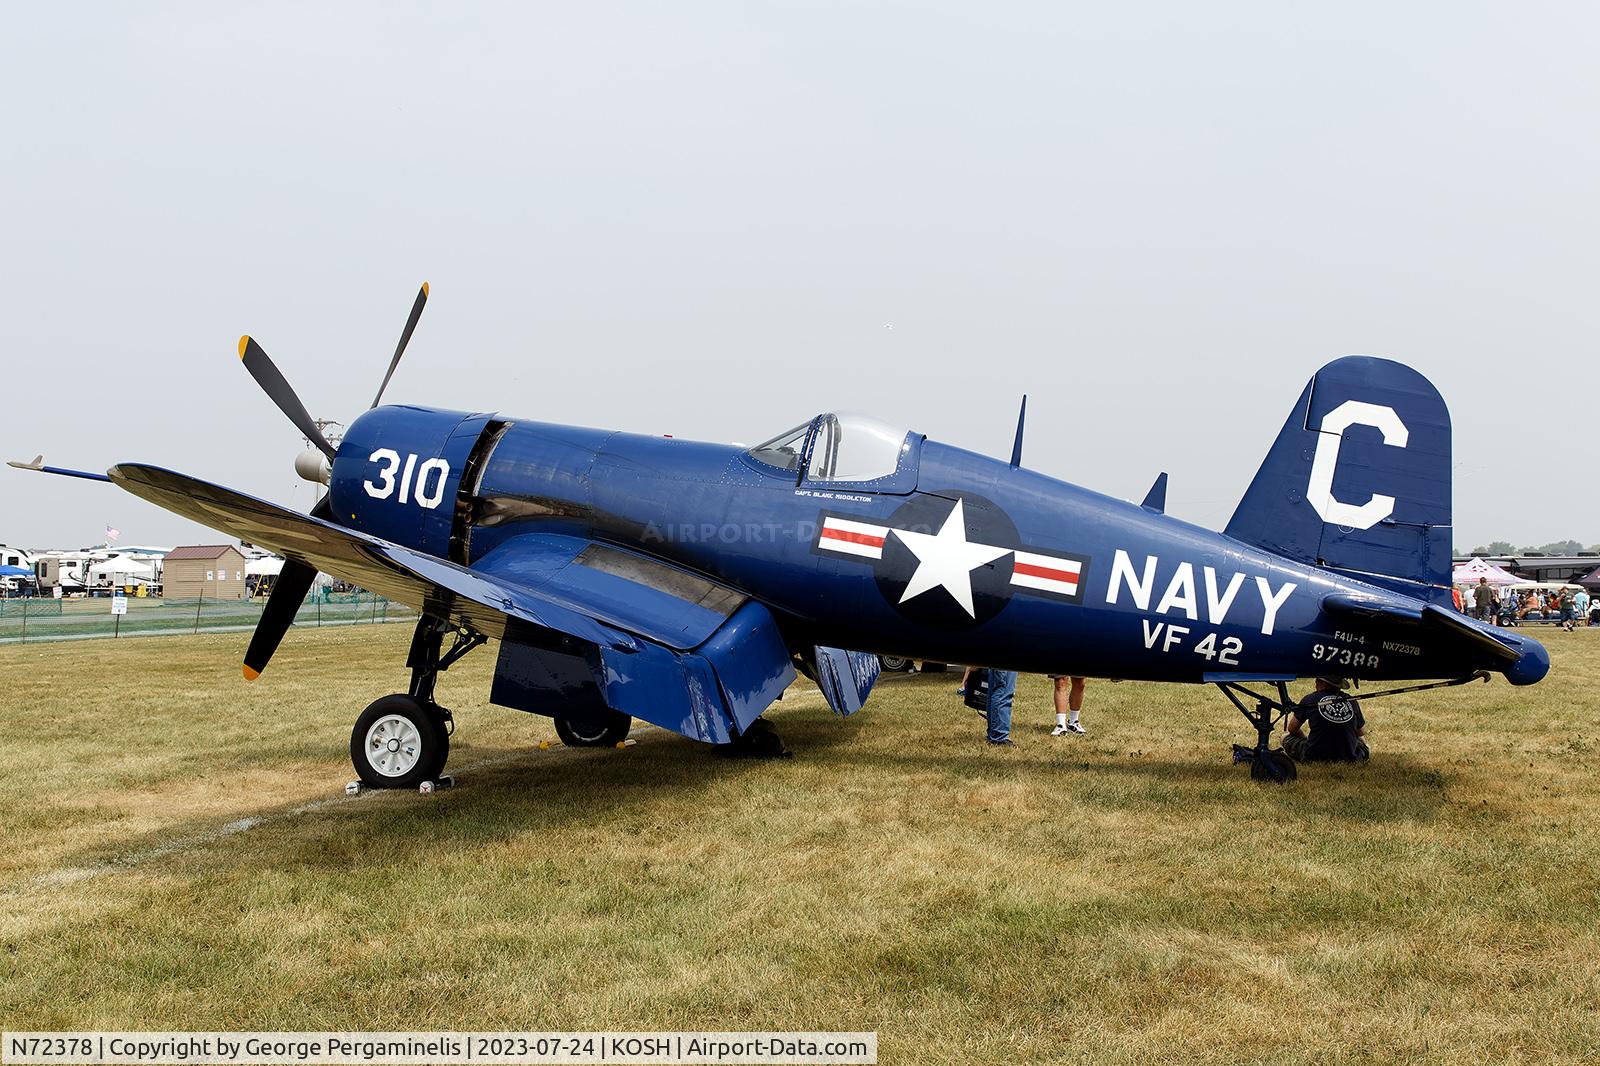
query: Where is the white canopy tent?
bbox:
[245,556,285,577]
[88,555,155,583]
[1452,557,1521,587]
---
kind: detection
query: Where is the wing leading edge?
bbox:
[110,464,634,651]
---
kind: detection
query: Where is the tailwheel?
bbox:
[1219,679,1298,786]
[351,694,450,788]
[1248,748,1298,783]
[554,709,633,748]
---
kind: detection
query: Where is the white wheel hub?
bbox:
[364,713,424,777]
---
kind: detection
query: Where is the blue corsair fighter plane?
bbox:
[12,285,1548,785]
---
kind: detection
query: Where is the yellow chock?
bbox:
[538,740,552,750]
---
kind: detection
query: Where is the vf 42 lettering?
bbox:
[1143,620,1243,666]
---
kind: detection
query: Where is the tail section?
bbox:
[1225,356,1452,601]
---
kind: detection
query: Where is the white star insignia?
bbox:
[891,498,1010,617]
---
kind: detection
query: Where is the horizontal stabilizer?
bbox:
[1320,592,1423,625]
[1418,604,1521,664]
[1322,592,1521,664]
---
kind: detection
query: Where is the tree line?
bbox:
[1458,540,1600,557]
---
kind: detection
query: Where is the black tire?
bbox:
[713,716,792,759]
[351,694,449,789]
[1249,749,1298,784]
[878,655,915,672]
[554,709,633,747]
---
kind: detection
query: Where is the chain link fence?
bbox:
[0,591,417,644]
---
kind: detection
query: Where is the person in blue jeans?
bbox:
[986,669,1017,746]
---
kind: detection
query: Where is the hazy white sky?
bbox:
[3,3,1594,553]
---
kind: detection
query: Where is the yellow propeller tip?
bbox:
[237,336,250,359]
[242,664,260,681]
[421,281,429,297]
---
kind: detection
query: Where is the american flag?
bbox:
[105,525,120,542]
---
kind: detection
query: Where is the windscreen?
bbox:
[805,412,910,482]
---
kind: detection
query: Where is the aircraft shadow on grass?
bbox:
[44,712,1450,892]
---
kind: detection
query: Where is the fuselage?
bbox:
[326,405,1549,687]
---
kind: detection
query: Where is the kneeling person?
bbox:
[1283,677,1368,763]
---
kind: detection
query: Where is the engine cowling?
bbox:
[329,406,499,560]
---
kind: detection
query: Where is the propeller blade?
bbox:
[370,281,429,409]
[239,336,337,459]
[242,559,316,680]
[242,497,331,680]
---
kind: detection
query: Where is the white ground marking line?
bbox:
[3,691,829,901]
[2,724,657,901]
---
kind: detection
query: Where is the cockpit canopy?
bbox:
[746,412,918,487]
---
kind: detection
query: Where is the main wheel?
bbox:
[878,655,915,672]
[351,694,449,788]
[554,709,632,747]
[713,716,791,759]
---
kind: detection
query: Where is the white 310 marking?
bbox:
[364,449,450,509]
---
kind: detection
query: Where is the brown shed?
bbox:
[163,545,247,600]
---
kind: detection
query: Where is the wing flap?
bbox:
[810,646,881,716]
[496,600,796,743]
[471,533,745,651]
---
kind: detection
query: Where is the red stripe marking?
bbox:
[821,527,885,548]
[1013,561,1078,583]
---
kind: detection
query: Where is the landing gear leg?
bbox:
[349,617,485,788]
[1221,680,1298,784]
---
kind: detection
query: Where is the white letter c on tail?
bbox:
[1306,400,1408,530]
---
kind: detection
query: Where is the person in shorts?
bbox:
[1048,675,1086,735]
[1283,677,1368,763]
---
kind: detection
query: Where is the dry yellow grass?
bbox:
[2,625,1597,1064]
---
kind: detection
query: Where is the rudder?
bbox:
[1224,356,1451,602]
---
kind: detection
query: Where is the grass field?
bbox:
[2,626,1597,1064]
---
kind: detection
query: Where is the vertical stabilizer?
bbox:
[1224,357,1451,601]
